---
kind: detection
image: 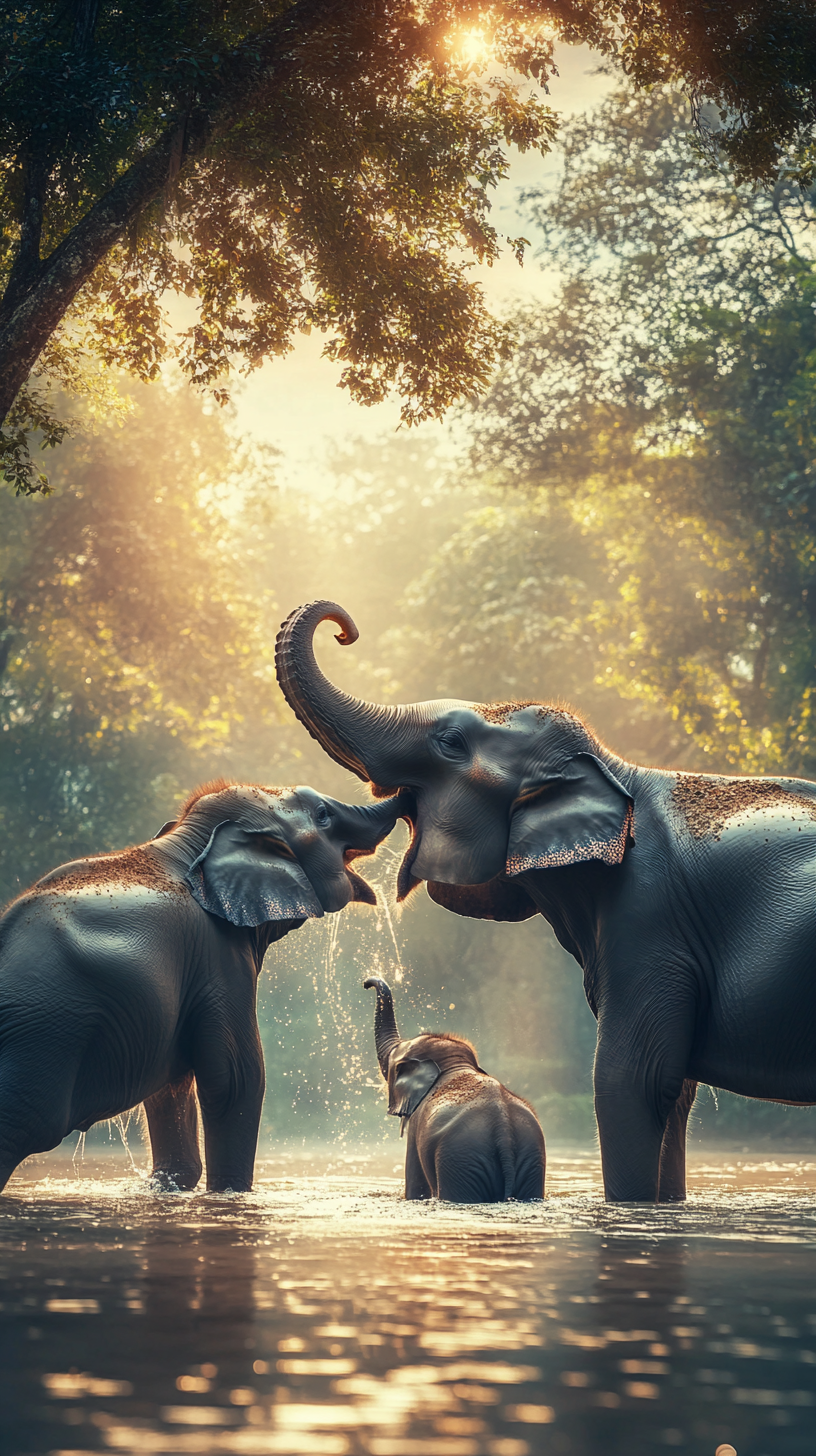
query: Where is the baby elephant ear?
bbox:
[427,875,538,922]
[507,754,634,876]
[388,1058,441,1118]
[186,822,323,926]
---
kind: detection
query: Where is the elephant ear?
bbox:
[388,1058,441,1118]
[186,822,323,926]
[506,754,634,876]
[426,875,538,922]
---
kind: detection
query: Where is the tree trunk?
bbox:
[0,0,340,426]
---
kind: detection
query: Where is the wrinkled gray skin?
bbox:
[364,977,545,1202]
[277,601,816,1204]
[0,782,403,1194]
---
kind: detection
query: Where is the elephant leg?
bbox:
[594,1089,668,1202]
[199,1090,264,1193]
[594,990,695,1202]
[195,1050,265,1194]
[0,1048,75,1193]
[143,1072,202,1190]
[404,1129,433,1200]
[0,1115,34,1194]
[512,1141,546,1201]
[657,1079,697,1203]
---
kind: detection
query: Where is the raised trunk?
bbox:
[363,976,400,1076]
[275,600,420,787]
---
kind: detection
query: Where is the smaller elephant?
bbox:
[364,977,545,1202]
[0,781,404,1194]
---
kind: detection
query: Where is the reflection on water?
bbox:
[3,1151,816,1456]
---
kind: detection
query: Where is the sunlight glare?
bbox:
[451,27,491,68]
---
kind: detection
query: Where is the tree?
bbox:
[1,1,814,494]
[609,0,816,187]
[0,380,284,899]
[391,87,816,776]
[0,0,560,492]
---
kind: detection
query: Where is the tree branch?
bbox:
[0,0,342,426]
[73,0,101,54]
[2,151,47,322]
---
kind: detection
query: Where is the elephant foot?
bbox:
[149,1165,202,1192]
[206,1177,253,1193]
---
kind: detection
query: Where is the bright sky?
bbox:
[232,45,616,489]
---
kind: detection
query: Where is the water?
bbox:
[2,1151,816,1456]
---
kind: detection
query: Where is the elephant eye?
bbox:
[315,803,330,827]
[435,727,469,759]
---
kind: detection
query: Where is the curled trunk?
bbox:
[275,600,421,788]
[364,976,400,1075]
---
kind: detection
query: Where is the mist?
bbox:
[4,367,814,1157]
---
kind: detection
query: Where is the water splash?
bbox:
[112,1112,139,1173]
[377,888,404,983]
[369,837,406,982]
[71,1130,86,1169]
[261,833,413,1144]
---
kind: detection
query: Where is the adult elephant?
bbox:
[277,600,816,1204]
[0,779,403,1194]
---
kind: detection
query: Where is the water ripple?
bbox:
[2,1151,816,1456]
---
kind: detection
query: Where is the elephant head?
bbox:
[363,976,482,1116]
[276,601,634,920]
[153,779,404,927]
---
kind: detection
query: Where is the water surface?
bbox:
[2,1150,816,1456]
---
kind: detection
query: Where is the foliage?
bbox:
[1,2,814,491]
[399,87,816,775]
[0,0,563,491]
[0,382,282,900]
[577,266,816,775]
[611,0,816,188]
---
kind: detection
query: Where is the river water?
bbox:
[2,1149,816,1456]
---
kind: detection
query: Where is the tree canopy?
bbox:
[389,86,816,776]
[1,0,814,493]
[0,381,286,894]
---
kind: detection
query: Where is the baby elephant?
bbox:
[364,977,546,1202]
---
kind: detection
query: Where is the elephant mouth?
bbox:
[392,790,506,899]
[394,791,422,902]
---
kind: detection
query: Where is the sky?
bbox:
[231,44,616,490]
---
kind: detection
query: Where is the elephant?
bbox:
[0,778,403,1194]
[364,976,545,1201]
[277,600,816,1204]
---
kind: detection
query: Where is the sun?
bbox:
[450,27,492,68]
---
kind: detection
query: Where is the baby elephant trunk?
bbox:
[364,976,400,1076]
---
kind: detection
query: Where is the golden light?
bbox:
[451,26,492,68]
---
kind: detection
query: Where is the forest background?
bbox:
[4,79,816,1153]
